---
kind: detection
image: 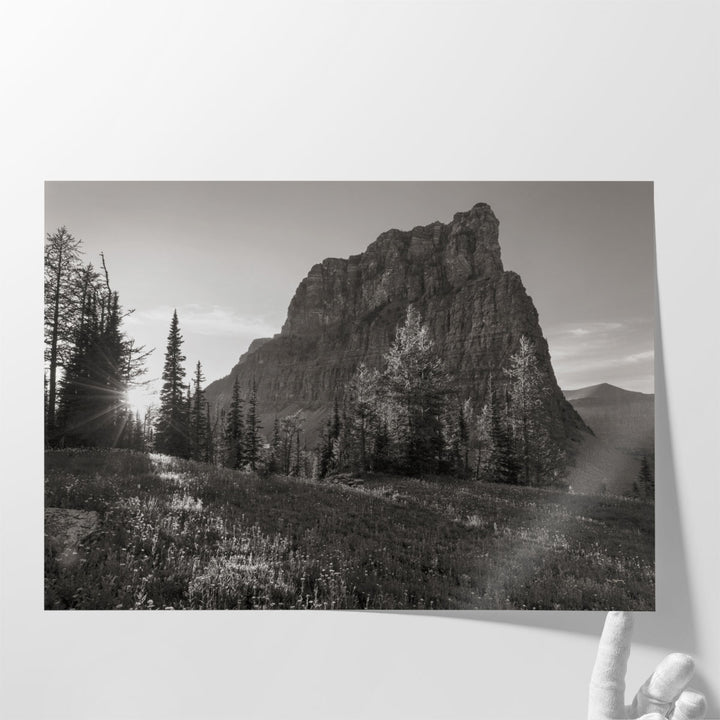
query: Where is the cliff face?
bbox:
[205,203,589,444]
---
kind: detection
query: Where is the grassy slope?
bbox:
[45,449,654,611]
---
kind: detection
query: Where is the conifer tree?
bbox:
[447,400,471,477]
[155,310,189,457]
[504,336,563,485]
[44,227,83,440]
[483,375,518,484]
[56,285,129,447]
[189,361,209,462]
[244,379,263,471]
[223,376,245,469]
[383,306,448,474]
[345,364,381,472]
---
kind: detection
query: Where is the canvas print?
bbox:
[44,182,655,610]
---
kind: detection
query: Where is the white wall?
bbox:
[1,2,718,718]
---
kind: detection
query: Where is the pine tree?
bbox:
[504,336,563,485]
[223,376,245,469]
[345,364,381,473]
[44,227,83,441]
[244,379,263,471]
[447,400,471,477]
[155,310,189,457]
[383,306,448,474]
[189,361,209,462]
[483,375,518,484]
[56,286,129,447]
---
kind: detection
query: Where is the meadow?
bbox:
[44,449,655,610]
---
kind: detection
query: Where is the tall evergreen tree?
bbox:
[505,336,563,485]
[223,376,245,469]
[244,379,263,471]
[189,361,209,462]
[155,310,188,457]
[345,364,380,472]
[447,400,472,477]
[481,375,518,484]
[56,286,128,447]
[44,227,83,440]
[383,306,448,474]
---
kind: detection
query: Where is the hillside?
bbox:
[564,383,654,457]
[563,383,654,494]
[45,449,655,610]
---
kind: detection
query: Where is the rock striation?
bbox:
[205,203,589,445]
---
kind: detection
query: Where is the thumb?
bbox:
[637,715,666,720]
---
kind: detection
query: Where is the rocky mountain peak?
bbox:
[281,203,503,338]
[206,202,589,447]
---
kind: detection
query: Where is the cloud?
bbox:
[568,322,623,337]
[544,318,653,392]
[124,304,279,338]
[622,350,654,364]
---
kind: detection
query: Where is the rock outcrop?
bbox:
[205,202,589,445]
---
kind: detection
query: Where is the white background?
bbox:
[1,2,718,719]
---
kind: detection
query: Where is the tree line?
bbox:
[45,227,568,487]
[312,307,568,486]
[152,307,265,468]
[44,227,151,449]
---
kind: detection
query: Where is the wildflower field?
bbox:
[44,449,654,610]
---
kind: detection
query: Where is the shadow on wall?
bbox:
[388,279,717,714]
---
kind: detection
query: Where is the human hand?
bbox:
[588,611,706,720]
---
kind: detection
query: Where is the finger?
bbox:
[671,689,706,720]
[631,654,695,717]
[589,611,634,720]
[637,714,666,720]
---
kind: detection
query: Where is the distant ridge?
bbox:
[564,382,653,404]
[562,382,654,493]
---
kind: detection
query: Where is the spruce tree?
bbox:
[345,364,380,472]
[505,336,563,485]
[189,361,209,462]
[383,306,448,474]
[223,376,245,469]
[44,227,83,441]
[244,379,263,471]
[484,375,518,484]
[155,310,188,457]
[56,282,128,447]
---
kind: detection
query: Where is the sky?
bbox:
[44,182,655,413]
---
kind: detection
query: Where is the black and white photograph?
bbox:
[44,181,655,611]
[3,2,719,718]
